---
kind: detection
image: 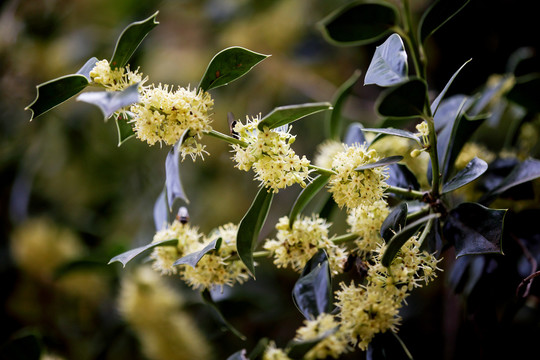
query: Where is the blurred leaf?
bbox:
[248,338,270,360]
[115,112,136,146]
[344,122,367,145]
[199,47,269,91]
[286,328,338,360]
[376,78,428,118]
[257,102,332,131]
[481,158,540,204]
[173,238,222,268]
[419,0,471,43]
[365,33,408,87]
[77,57,100,80]
[202,289,247,340]
[363,127,422,146]
[289,175,330,227]
[355,156,403,171]
[506,75,540,113]
[77,83,140,120]
[443,202,506,258]
[108,239,178,267]
[0,331,42,360]
[318,0,398,46]
[387,164,420,191]
[431,59,472,115]
[442,157,488,194]
[153,188,168,230]
[380,202,408,242]
[237,186,274,277]
[226,350,248,360]
[367,332,413,360]
[382,214,440,267]
[110,11,159,68]
[292,250,332,320]
[26,74,90,121]
[166,134,190,210]
[327,70,362,139]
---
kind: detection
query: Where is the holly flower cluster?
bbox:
[89,59,214,160]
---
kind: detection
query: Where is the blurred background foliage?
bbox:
[1,0,539,359]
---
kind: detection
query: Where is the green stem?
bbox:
[309,164,337,176]
[205,129,248,147]
[406,205,431,223]
[418,216,434,248]
[386,185,425,200]
[252,250,271,259]
[332,233,359,246]
[425,117,441,196]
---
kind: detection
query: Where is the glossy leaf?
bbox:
[257,102,332,131]
[173,238,222,268]
[292,250,332,320]
[506,75,540,113]
[431,59,472,115]
[443,202,506,258]
[363,127,422,146]
[442,157,488,194]
[77,83,140,120]
[433,94,469,131]
[387,164,420,191]
[481,158,540,203]
[376,78,427,119]
[153,189,168,230]
[237,186,274,277]
[286,328,338,360]
[328,70,362,139]
[115,112,136,146]
[202,289,246,340]
[344,122,366,145]
[318,0,398,46]
[419,0,471,43]
[199,47,269,92]
[365,33,408,87]
[226,350,248,360]
[108,238,178,267]
[289,175,330,228]
[382,214,440,267]
[165,134,190,210]
[355,156,403,171]
[110,11,159,68]
[77,56,100,80]
[380,202,408,242]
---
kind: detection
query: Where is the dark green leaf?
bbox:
[257,102,332,131]
[382,213,440,267]
[289,175,330,227]
[506,75,540,113]
[26,75,90,121]
[376,78,427,119]
[363,127,422,146]
[237,186,274,277]
[344,122,366,145]
[0,331,42,360]
[431,59,472,115]
[380,202,408,242]
[173,238,222,268]
[365,33,408,87]
[292,250,332,320]
[387,164,420,191]
[443,202,506,257]
[110,11,159,68]
[419,0,471,43]
[165,134,190,210]
[199,47,269,91]
[108,239,178,267]
[318,0,399,46]
[328,70,362,139]
[77,83,140,120]
[115,112,136,146]
[202,289,247,340]
[226,350,248,360]
[442,157,488,194]
[481,158,540,203]
[433,94,468,131]
[355,156,403,171]
[286,327,338,360]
